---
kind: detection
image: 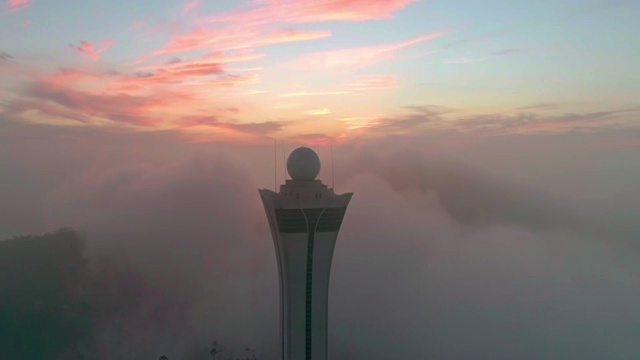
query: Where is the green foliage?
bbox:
[0,228,256,359]
[0,228,94,359]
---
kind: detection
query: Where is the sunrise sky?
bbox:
[2,2,640,358]
[1,0,638,142]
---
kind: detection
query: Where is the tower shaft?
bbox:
[260,179,352,360]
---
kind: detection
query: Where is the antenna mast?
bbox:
[331,141,335,190]
[282,141,287,183]
[274,139,277,192]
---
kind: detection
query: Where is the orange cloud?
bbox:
[291,31,446,70]
[338,116,377,129]
[7,0,29,12]
[69,40,113,61]
[244,89,269,95]
[304,108,331,115]
[280,91,351,97]
[288,133,346,146]
[206,0,417,25]
[343,74,397,91]
[225,66,263,72]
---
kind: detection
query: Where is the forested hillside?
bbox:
[0,228,142,359]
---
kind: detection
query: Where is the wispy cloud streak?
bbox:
[453,107,640,134]
[343,74,397,91]
[129,51,264,85]
[291,31,446,70]
[280,91,351,97]
[154,28,331,55]
[0,51,13,61]
[0,65,219,127]
[205,0,417,25]
[304,108,331,115]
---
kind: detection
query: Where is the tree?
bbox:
[0,228,94,359]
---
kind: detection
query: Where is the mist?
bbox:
[1,124,639,359]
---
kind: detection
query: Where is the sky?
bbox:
[1,0,640,359]
[1,0,639,140]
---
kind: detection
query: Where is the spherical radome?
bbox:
[287,147,320,181]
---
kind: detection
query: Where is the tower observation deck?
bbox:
[259,147,353,360]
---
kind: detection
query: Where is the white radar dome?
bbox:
[287,147,320,181]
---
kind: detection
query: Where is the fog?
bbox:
[1,123,639,359]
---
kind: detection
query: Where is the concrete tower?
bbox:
[259,147,352,360]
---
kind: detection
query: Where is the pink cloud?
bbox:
[122,51,263,87]
[181,50,265,64]
[5,67,212,128]
[181,73,261,87]
[153,28,244,55]
[24,82,184,127]
[1,55,270,141]
[133,63,225,84]
[225,66,263,72]
[260,29,332,45]
[30,68,209,126]
[178,116,283,137]
[154,27,331,55]
[291,30,446,70]
[70,40,113,61]
[7,0,29,12]
[103,67,251,94]
[205,0,417,25]
[142,0,412,78]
